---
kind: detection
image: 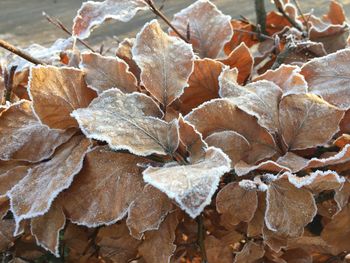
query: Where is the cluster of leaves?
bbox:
[1,0,350,262]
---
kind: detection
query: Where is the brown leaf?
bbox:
[281,248,312,263]
[143,147,231,218]
[279,93,344,150]
[254,65,307,96]
[0,197,9,219]
[29,66,96,130]
[334,133,350,148]
[265,177,317,238]
[301,49,350,109]
[63,146,146,227]
[0,219,16,252]
[224,21,258,54]
[234,241,265,263]
[234,160,290,177]
[0,100,74,162]
[206,131,250,167]
[8,134,91,229]
[133,19,194,106]
[220,67,282,133]
[116,38,141,80]
[335,180,350,212]
[138,212,179,263]
[247,192,266,237]
[31,203,65,257]
[186,99,277,164]
[176,58,224,114]
[324,1,346,25]
[171,0,233,58]
[80,52,138,94]
[321,204,350,254]
[205,235,234,263]
[127,184,173,239]
[216,182,258,226]
[72,88,179,156]
[219,43,253,84]
[72,0,148,39]
[262,226,288,253]
[0,165,29,198]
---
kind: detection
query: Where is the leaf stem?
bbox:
[197,214,207,263]
[273,0,304,32]
[4,66,17,103]
[254,0,267,40]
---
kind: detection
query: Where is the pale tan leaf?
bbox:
[31,203,66,257]
[279,93,344,150]
[80,52,138,94]
[116,38,140,79]
[205,131,251,167]
[219,43,253,84]
[176,58,224,114]
[127,185,173,240]
[63,146,146,227]
[254,65,307,96]
[29,66,96,130]
[247,192,266,237]
[262,226,288,253]
[276,152,310,173]
[138,212,178,263]
[143,147,231,218]
[0,100,74,162]
[133,19,195,106]
[335,180,350,212]
[72,0,148,39]
[301,49,350,109]
[171,0,233,58]
[8,135,91,228]
[234,241,265,263]
[219,67,282,133]
[216,182,258,226]
[234,160,290,177]
[0,165,29,198]
[205,235,234,263]
[186,98,277,163]
[265,177,317,238]
[0,219,16,252]
[72,88,179,156]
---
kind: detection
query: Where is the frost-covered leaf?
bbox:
[8,134,91,229]
[0,220,16,252]
[234,160,290,177]
[31,203,66,257]
[138,212,178,263]
[80,52,138,94]
[247,192,265,237]
[176,58,224,114]
[234,241,265,263]
[133,19,194,106]
[220,67,282,133]
[219,43,253,84]
[72,0,149,39]
[116,38,140,79]
[265,177,317,238]
[301,49,350,109]
[186,98,277,163]
[143,147,231,218]
[72,88,179,156]
[216,182,258,226]
[279,93,344,150]
[29,66,96,130]
[0,100,74,162]
[127,184,173,240]
[254,65,307,96]
[206,131,250,167]
[335,181,350,212]
[0,164,29,198]
[171,0,233,58]
[63,146,146,227]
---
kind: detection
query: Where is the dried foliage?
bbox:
[1,0,350,262]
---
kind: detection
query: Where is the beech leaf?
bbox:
[234,241,265,263]
[0,220,16,252]
[72,88,179,156]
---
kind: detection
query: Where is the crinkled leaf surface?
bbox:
[72,88,179,156]
[133,19,195,106]
[143,147,231,218]
[72,0,148,39]
[171,0,233,58]
[29,66,96,130]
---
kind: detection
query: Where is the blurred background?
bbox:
[0,0,349,48]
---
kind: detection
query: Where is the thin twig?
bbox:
[4,66,17,102]
[43,12,96,52]
[292,0,309,34]
[254,0,267,39]
[273,0,304,32]
[0,39,45,65]
[145,0,189,42]
[233,28,274,40]
[197,215,207,263]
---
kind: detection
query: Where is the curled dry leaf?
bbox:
[31,203,66,257]
[171,0,233,58]
[143,147,231,218]
[186,98,277,163]
[133,19,195,106]
[265,177,317,238]
[234,160,290,177]
[116,38,140,79]
[8,134,91,229]
[72,0,148,39]
[279,93,344,150]
[234,241,265,263]
[216,182,258,227]
[29,66,96,130]
[80,52,138,94]
[301,49,350,109]
[219,67,282,133]
[72,88,179,156]
[0,100,74,162]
